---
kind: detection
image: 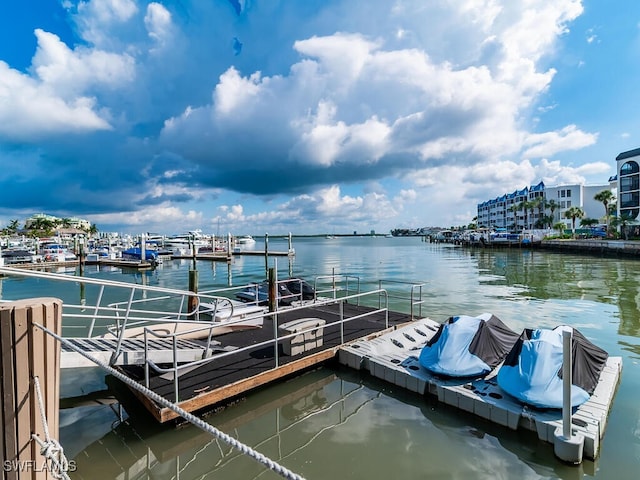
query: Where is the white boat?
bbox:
[166,230,212,256]
[232,235,256,252]
[41,243,77,262]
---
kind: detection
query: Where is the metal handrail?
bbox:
[142,289,390,402]
[0,267,423,404]
[0,266,247,363]
[377,279,428,320]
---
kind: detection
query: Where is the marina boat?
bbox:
[419,313,519,377]
[165,229,211,253]
[235,280,295,306]
[121,246,160,263]
[281,277,316,300]
[1,248,42,265]
[235,235,256,246]
[232,234,256,252]
[41,243,78,262]
[497,325,609,409]
[489,231,522,244]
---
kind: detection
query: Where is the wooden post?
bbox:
[188,269,199,316]
[268,267,276,312]
[264,233,269,277]
[1,298,62,479]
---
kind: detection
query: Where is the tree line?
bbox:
[1,217,98,237]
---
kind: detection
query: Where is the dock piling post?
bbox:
[264,233,269,277]
[553,328,585,463]
[268,267,276,312]
[188,269,199,317]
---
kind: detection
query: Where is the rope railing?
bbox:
[31,376,71,480]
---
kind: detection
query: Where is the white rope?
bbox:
[31,376,71,480]
[35,323,306,480]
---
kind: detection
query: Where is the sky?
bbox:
[0,0,639,236]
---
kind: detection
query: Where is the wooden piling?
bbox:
[188,269,199,316]
[1,298,62,479]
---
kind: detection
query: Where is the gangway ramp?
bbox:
[61,337,213,369]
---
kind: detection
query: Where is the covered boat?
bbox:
[497,326,609,409]
[281,278,316,301]
[235,280,295,306]
[419,313,520,377]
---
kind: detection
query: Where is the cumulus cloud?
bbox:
[0,0,609,233]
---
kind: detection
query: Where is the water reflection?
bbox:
[68,366,599,480]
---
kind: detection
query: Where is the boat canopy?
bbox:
[419,313,520,377]
[497,326,609,409]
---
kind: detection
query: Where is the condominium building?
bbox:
[616,147,640,220]
[24,213,92,231]
[477,180,613,230]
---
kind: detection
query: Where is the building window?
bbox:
[567,200,571,207]
[621,176,639,192]
[561,190,566,197]
[621,161,640,176]
[621,192,640,209]
[566,190,571,197]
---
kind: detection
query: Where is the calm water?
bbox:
[1,236,639,479]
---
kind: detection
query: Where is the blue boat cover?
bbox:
[497,326,608,409]
[419,313,519,377]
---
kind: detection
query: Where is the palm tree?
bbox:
[509,204,520,229]
[580,218,598,228]
[611,213,638,240]
[547,200,558,228]
[594,190,615,231]
[533,197,548,228]
[553,222,566,236]
[564,206,585,238]
[517,200,533,230]
[7,219,20,234]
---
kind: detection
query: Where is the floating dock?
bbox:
[338,318,622,462]
[119,301,412,423]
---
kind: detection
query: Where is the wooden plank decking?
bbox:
[118,302,414,422]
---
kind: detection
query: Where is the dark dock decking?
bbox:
[120,302,414,422]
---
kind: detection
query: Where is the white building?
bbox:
[24,213,92,231]
[477,181,613,231]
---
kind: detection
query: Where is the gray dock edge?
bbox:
[337,318,622,463]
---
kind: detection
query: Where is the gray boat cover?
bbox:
[497,326,609,409]
[419,313,520,377]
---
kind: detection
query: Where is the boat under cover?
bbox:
[235,281,295,306]
[419,313,520,377]
[497,325,609,409]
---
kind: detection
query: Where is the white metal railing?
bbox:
[142,288,390,402]
[0,266,427,403]
[377,279,428,320]
[0,266,246,362]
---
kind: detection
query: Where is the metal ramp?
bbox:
[61,337,213,369]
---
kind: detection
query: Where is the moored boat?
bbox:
[496,325,609,409]
[419,313,520,377]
